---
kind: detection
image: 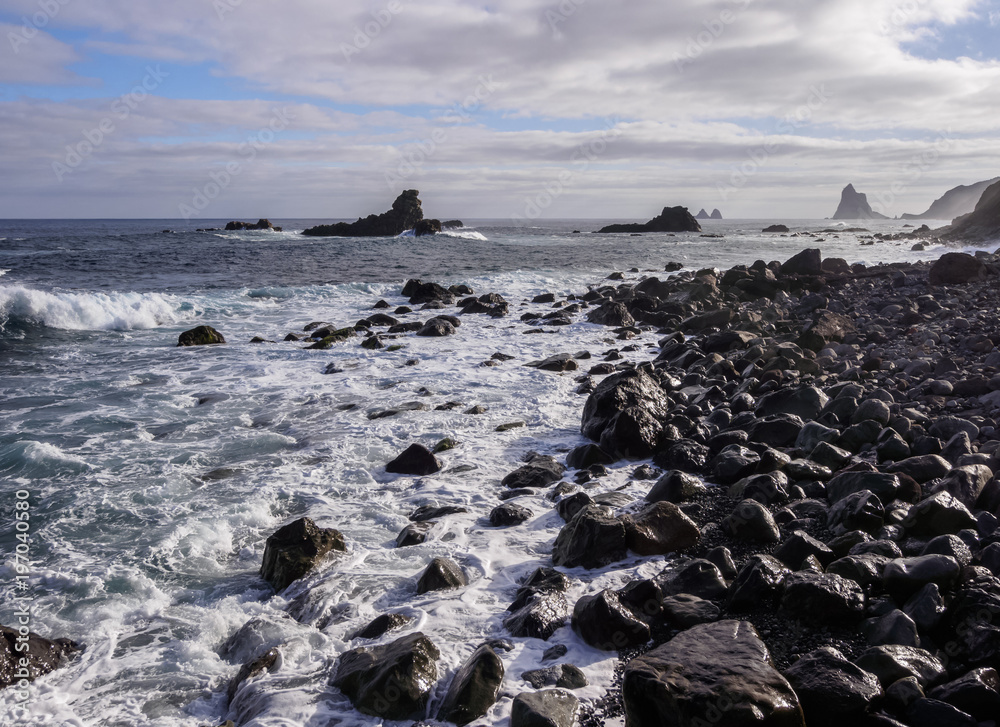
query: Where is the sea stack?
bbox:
[832,184,889,220]
[302,190,425,237]
[597,206,701,234]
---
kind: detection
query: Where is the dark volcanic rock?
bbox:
[763,224,790,233]
[928,668,1000,721]
[854,645,945,688]
[902,491,977,535]
[723,499,780,542]
[510,689,579,727]
[780,572,865,624]
[552,504,627,569]
[386,444,441,476]
[781,248,823,276]
[260,517,346,591]
[623,620,804,727]
[729,555,791,611]
[0,626,80,690]
[783,647,882,727]
[581,368,670,446]
[303,190,424,237]
[502,456,565,489]
[331,632,439,720]
[521,664,588,690]
[351,613,412,640]
[416,557,467,594]
[597,206,701,234]
[622,501,701,555]
[490,503,533,527]
[177,325,225,346]
[572,589,651,650]
[504,592,571,641]
[929,252,990,285]
[228,647,280,703]
[436,644,505,725]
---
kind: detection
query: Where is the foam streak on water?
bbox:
[0,219,996,726]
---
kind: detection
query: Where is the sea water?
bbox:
[0,218,990,726]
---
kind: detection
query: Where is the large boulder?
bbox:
[552,505,627,569]
[436,644,505,725]
[417,557,467,594]
[581,368,670,444]
[386,444,441,476]
[177,325,225,346]
[755,386,829,420]
[572,589,650,650]
[303,190,425,237]
[331,632,440,720]
[781,248,823,276]
[622,501,701,555]
[260,517,346,591]
[0,626,80,691]
[782,647,882,727]
[623,620,804,727]
[510,689,579,727]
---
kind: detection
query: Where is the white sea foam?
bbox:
[0,284,182,332]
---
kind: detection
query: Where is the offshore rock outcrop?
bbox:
[302,190,424,237]
[597,206,701,234]
[832,184,890,220]
[225,219,282,231]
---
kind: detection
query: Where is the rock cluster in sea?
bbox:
[302,190,447,237]
[225,219,282,232]
[597,205,702,234]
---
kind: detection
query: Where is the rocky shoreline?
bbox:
[7,243,1000,726]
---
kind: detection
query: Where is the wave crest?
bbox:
[0,284,181,334]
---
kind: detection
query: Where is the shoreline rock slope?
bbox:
[940,178,1000,242]
[902,177,1000,221]
[230,241,1000,727]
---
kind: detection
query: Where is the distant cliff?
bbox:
[597,206,701,234]
[901,177,1000,220]
[940,178,1000,241]
[832,184,889,220]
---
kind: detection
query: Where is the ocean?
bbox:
[0,218,989,726]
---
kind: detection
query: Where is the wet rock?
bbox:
[928,668,1000,722]
[510,689,579,727]
[331,632,440,720]
[178,325,225,346]
[408,505,469,522]
[904,697,977,727]
[902,491,978,536]
[755,386,830,420]
[351,613,412,640]
[783,647,882,727]
[660,594,721,628]
[260,517,346,591]
[921,533,972,565]
[936,465,993,509]
[436,644,505,726]
[827,490,885,535]
[581,368,670,444]
[710,445,761,485]
[600,405,663,459]
[781,572,865,624]
[782,248,822,276]
[403,279,457,305]
[552,504,627,569]
[653,438,712,474]
[622,501,700,556]
[862,609,920,648]
[827,553,890,589]
[723,499,781,542]
[587,301,635,327]
[521,664,588,690]
[396,522,434,547]
[729,554,791,611]
[826,471,900,504]
[504,592,571,641]
[490,503,533,527]
[796,421,840,451]
[657,559,730,601]
[854,645,946,688]
[565,444,614,469]
[572,589,651,650]
[902,583,947,631]
[502,456,565,489]
[885,455,952,483]
[526,354,579,372]
[746,414,804,448]
[645,470,708,503]
[773,530,836,569]
[0,626,80,690]
[929,416,980,442]
[417,317,457,337]
[623,620,804,727]
[883,555,961,599]
[228,648,280,704]
[386,444,441,476]
[416,557,467,594]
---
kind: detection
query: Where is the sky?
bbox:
[1,0,999,220]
